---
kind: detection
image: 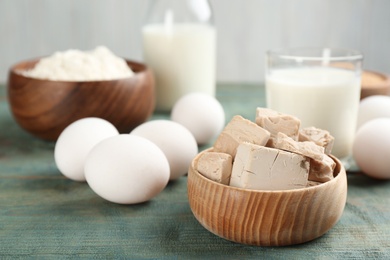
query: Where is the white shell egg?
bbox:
[85,134,170,204]
[131,120,198,180]
[357,95,390,128]
[54,117,119,181]
[171,92,225,145]
[353,118,390,179]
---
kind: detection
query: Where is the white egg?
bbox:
[130,120,198,180]
[85,134,170,204]
[54,117,119,181]
[171,92,225,145]
[357,95,390,128]
[353,118,390,179]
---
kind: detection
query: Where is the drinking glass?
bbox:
[265,47,363,165]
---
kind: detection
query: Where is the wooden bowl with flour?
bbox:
[188,148,347,246]
[7,58,155,141]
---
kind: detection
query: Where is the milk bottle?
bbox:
[142,0,216,111]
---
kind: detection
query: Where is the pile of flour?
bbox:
[22,46,134,81]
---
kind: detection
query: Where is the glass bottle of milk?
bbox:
[142,0,216,112]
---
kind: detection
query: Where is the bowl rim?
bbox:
[361,70,390,88]
[190,147,345,194]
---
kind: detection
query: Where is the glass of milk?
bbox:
[142,0,216,112]
[265,48,363,164]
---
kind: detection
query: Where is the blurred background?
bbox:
[1,0,389,84]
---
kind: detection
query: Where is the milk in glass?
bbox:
[266,67,361,158]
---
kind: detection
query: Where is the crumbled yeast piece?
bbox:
[307,180,323,187]
[274,132,324,161]
[230,142,309,191]
[255,107,301,147]
[197,152,232,185]
[309,154,336,183]
[213,115,270,158]
[299,126,334,155]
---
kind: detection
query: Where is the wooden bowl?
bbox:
[7,58,155,141]
[361,70,390,100]
[187,148,347,246]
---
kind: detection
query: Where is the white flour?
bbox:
[22,46,134,81]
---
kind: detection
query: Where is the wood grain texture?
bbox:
[360,70,390,100]
[1,83,390,258]
[188,148,347,246]
[7,59,155,141]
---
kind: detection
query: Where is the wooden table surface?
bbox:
[0,83,389,259]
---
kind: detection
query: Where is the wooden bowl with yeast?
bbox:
[188,149,347,246]
[7,59,154,141]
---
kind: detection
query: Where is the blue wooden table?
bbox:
[0,83,389,259]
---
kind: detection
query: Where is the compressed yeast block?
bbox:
[309,154,336,183]
[299,127,335,155]
[213,115,270,158]
[274,132,324,161]
[196,151,233,185]
[230,142,309,191]
[255,107,300,146]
